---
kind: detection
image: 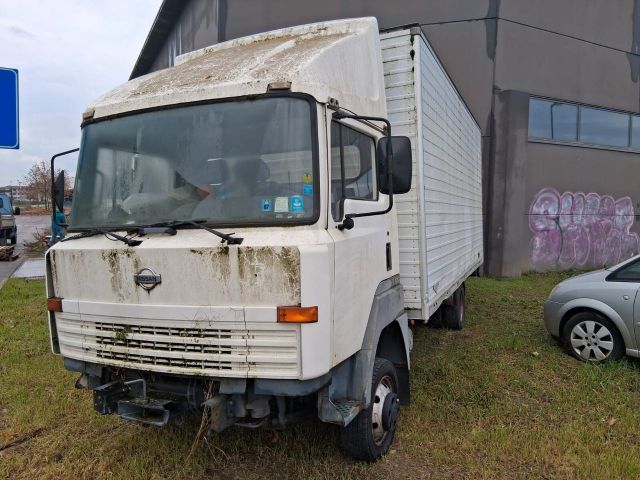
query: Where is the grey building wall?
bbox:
[149,0,221,72]
[132,0,640,277]
[492,92,640,276]
[525,142,640,274]
[494,17,639,112]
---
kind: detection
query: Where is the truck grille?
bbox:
[55,314,301,378]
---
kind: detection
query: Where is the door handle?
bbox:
[623,295,630,300]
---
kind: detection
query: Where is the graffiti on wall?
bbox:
[529,188,639,270]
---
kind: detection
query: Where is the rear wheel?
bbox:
[427,307,444,328]
[562,312,624,363]
[443,284,466,330]
[341,358,400,461]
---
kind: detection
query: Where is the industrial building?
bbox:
[129,0,640,277]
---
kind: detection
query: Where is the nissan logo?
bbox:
[134,268,162,291]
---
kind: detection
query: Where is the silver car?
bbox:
[544,255,640,363]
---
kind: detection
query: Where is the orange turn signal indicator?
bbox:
[277,306,318,323]
[47,297,63,313]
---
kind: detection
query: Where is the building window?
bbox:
[528,98,553,139]
[579,107,629,148]
[528,97,640,152]
[551,103,578,142]
[631,116,640,149]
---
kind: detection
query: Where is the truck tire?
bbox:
[341,358,400,461]
[427,306,444,328]
[443,284,466,330]
[10,235,16,245]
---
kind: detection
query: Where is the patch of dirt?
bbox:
[20,208,50,216]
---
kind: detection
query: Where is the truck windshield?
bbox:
[71,96,317,229]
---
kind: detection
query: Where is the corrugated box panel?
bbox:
[381,29,483,319]
[417,33,483,313]
[380,32,423,309]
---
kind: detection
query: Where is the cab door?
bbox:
[327,118,396,365]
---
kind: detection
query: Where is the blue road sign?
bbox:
[0,68,19,149]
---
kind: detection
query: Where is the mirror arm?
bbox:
[51,148,79,227]
[331,112,394,231]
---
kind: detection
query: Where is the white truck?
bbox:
[46,18,482,460]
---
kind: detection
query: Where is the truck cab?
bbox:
[0,192,18,245]
[47,18,414,460]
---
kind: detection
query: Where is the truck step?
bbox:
[333,400,361,425]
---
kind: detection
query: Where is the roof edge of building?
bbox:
[129,0,187,80]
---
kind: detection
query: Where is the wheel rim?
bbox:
[371,375,397,446]
[570,320,615,361]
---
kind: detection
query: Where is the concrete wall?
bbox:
[150,0,220,72]
[491,91,640,275]
[422,19,496,134]
[500,0,637,52]
[525,140,640,274]
[494,18,640,113]
[489,0,640,274]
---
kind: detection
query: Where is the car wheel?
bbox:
[443,284,466,330]
[341,358,400,461]
[562,312,624,363]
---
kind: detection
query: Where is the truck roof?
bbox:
[86,17,387,122]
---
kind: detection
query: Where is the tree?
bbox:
[21,159,70,211]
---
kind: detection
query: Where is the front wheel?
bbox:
[562,312,624,363]
[10,235,16,245]
[341,358,400,461]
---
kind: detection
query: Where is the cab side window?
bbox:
[330,121,376,221]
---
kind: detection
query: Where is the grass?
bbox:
[2,273,640,479]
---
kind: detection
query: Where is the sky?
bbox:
[0,0,162,186]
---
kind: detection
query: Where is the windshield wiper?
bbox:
[61,229,143,247]
[143,220,243,245]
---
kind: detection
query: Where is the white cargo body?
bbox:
[381,27,483,321]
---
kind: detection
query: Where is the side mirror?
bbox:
[377,136,412,195]
[13,207,20,215]
[53,170,65,212]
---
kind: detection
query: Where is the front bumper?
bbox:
[67,357,330,430]
[543,300,564,337]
